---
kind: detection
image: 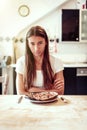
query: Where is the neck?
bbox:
[34,55,44,70]
[34,55,43,62]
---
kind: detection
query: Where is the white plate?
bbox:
[29,97,58,104]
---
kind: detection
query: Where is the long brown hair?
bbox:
[25,26,54,90]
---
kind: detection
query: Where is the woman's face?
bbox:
[28,36,47,57]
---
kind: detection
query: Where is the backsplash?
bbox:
[50,42,87,63]
[57,42,87,54]
[0,39,87,63]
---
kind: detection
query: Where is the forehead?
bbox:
[28,36,45,42]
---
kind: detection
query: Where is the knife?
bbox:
[18,96,23,103]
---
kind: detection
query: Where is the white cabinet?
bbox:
[80,10,87,42]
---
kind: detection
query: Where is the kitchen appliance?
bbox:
[64,67,87,95]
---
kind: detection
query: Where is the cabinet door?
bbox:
[76,68,87,95]
[64,68,77,95]
[80,10,87,41]
[62,9,79,41]
[77,76,87,95]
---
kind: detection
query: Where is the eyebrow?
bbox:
[29,40,43,44]
[38,41,43,43]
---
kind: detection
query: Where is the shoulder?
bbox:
[16,56,25,67]
[50,55,62,63]
[16,56,25,74]
[50,55,64,73]
[50,55,63,65]
[17,56,25,63]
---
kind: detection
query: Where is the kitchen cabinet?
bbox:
[62,9,87,42]
[80,10,87,41]
[62,9,79,41]
[64,68,77,95]
[64,67,87,95]
[76,68,87,95]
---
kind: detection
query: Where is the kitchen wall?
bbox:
[0,0,87,63]
[0,0,87,94]
[0,40,13,62]
[13,0,87,63]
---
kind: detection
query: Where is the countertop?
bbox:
[0,95,87,130]
[10,62,87,68]
[63,62,87,67]
[2,52,87,68]
[0,62,87,69]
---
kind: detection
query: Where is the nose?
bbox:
[34,45,39,52]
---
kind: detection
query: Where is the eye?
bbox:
[30,42,35,45]
[38,41,43,45]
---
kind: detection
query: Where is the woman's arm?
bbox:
[29,86,45,93]
[16,73,29,95]
[28,71,64,94]
[16,71,64,95]
[16,73,45,94]
[52,70,64,95]
[29,71,64,94]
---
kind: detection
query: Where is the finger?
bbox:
[55,86,63,91]
[54,81,64,85]
[54,79,64,84]
[54,81,64,87]
[54,85,63,89]
[54,81,64,89]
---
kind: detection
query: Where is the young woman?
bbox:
[16,26,64,95]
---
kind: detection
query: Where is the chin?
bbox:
[34,53,42,57]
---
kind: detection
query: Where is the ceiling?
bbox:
[0,0,71,37]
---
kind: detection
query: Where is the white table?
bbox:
[0,95,87,130]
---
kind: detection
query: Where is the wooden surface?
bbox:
[0,95,87,130]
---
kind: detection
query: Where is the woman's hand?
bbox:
[53,70,64,95]
[54,78,64,89]
[53,78,64,94]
